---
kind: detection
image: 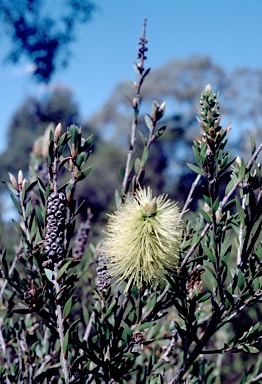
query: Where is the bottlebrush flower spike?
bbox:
[104,187,182,293]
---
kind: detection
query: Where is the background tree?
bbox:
[90,56,262,147]
[0,86,80,185]
[2,56,262,217]
[0,0,96,82]
[89,56,262,206]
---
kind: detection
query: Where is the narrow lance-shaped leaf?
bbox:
[141,147,148,167]
[128,156,134,174]
[134,158,141,175]
[238,157,246,181]
[202,244,215,262]
[12,219,27,238]
[105,299,119,319]
[187,163,205,176]
[77,166,92,181]
[63,328,69,355]
[25,199,32,219]
[154,126,166,139]
[1,249,8,276]
[21,181,27,203]
[212,197,220,213]
[76,152,87,167]
[133,62,141,75]
[81,134,93,151]
[145,114,153,130]
[119,165,125,181]
[126,78,135,89]
[10,194,22,215]
[25,180,38,194]
[122,323,132,343]
[5,181,19,196]
[143,67,151,78]
[135,321,155,331]
[69,124,78,144]
[56,260,72,281]
[74,199,87,216]
[192,144,201,166]
[58,156,72,172]
[63,297,73,319]
[115,189,122,208]
[58,132,70,147]
[199,209,212,224]
[44,268,53,282]
[138,130,147,145]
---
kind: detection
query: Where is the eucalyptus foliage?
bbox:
[1,20,262,384]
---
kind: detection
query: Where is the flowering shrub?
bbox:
[1,19,262,384]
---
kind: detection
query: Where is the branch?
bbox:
[0,244,22,300]
[180,222,210,269]
[122,19,148,195]
[53,264,69,383]
[180,141,262,268]
[246,142,262,170]
[180,174,201,219]
[141,284,170,322]
[122,111,139,194]
[83,311,95,343]
[0,318,11,384]
[161,333,177,363]
[251,372,262,382]
[237,193,247,265]
[168,320,217,384]
[220,142,262,209]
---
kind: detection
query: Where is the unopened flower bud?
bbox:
[71,143,77,158]
[151,101,159,119]
[33,136,43,157]
[18,170,24,186]
[9,172,17,189]
[209,127,215,137]
[74,168,80,179]
[159,101,166,114]
[142,198,157,217]
[22,179,27,190]
[54,123,62,140]
[204,84,212,96]
[156,101,166,120]
[132,97,139,109]
[69,159,74,171]
[207,110,213,124]
[236,156,242,167]
[214,116,221,129]
[42,126,52,158]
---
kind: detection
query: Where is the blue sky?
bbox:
[1,0,262,152]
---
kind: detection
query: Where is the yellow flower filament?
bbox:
[104,187,182,292]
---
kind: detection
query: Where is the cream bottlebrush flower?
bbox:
[104,187,182,293]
